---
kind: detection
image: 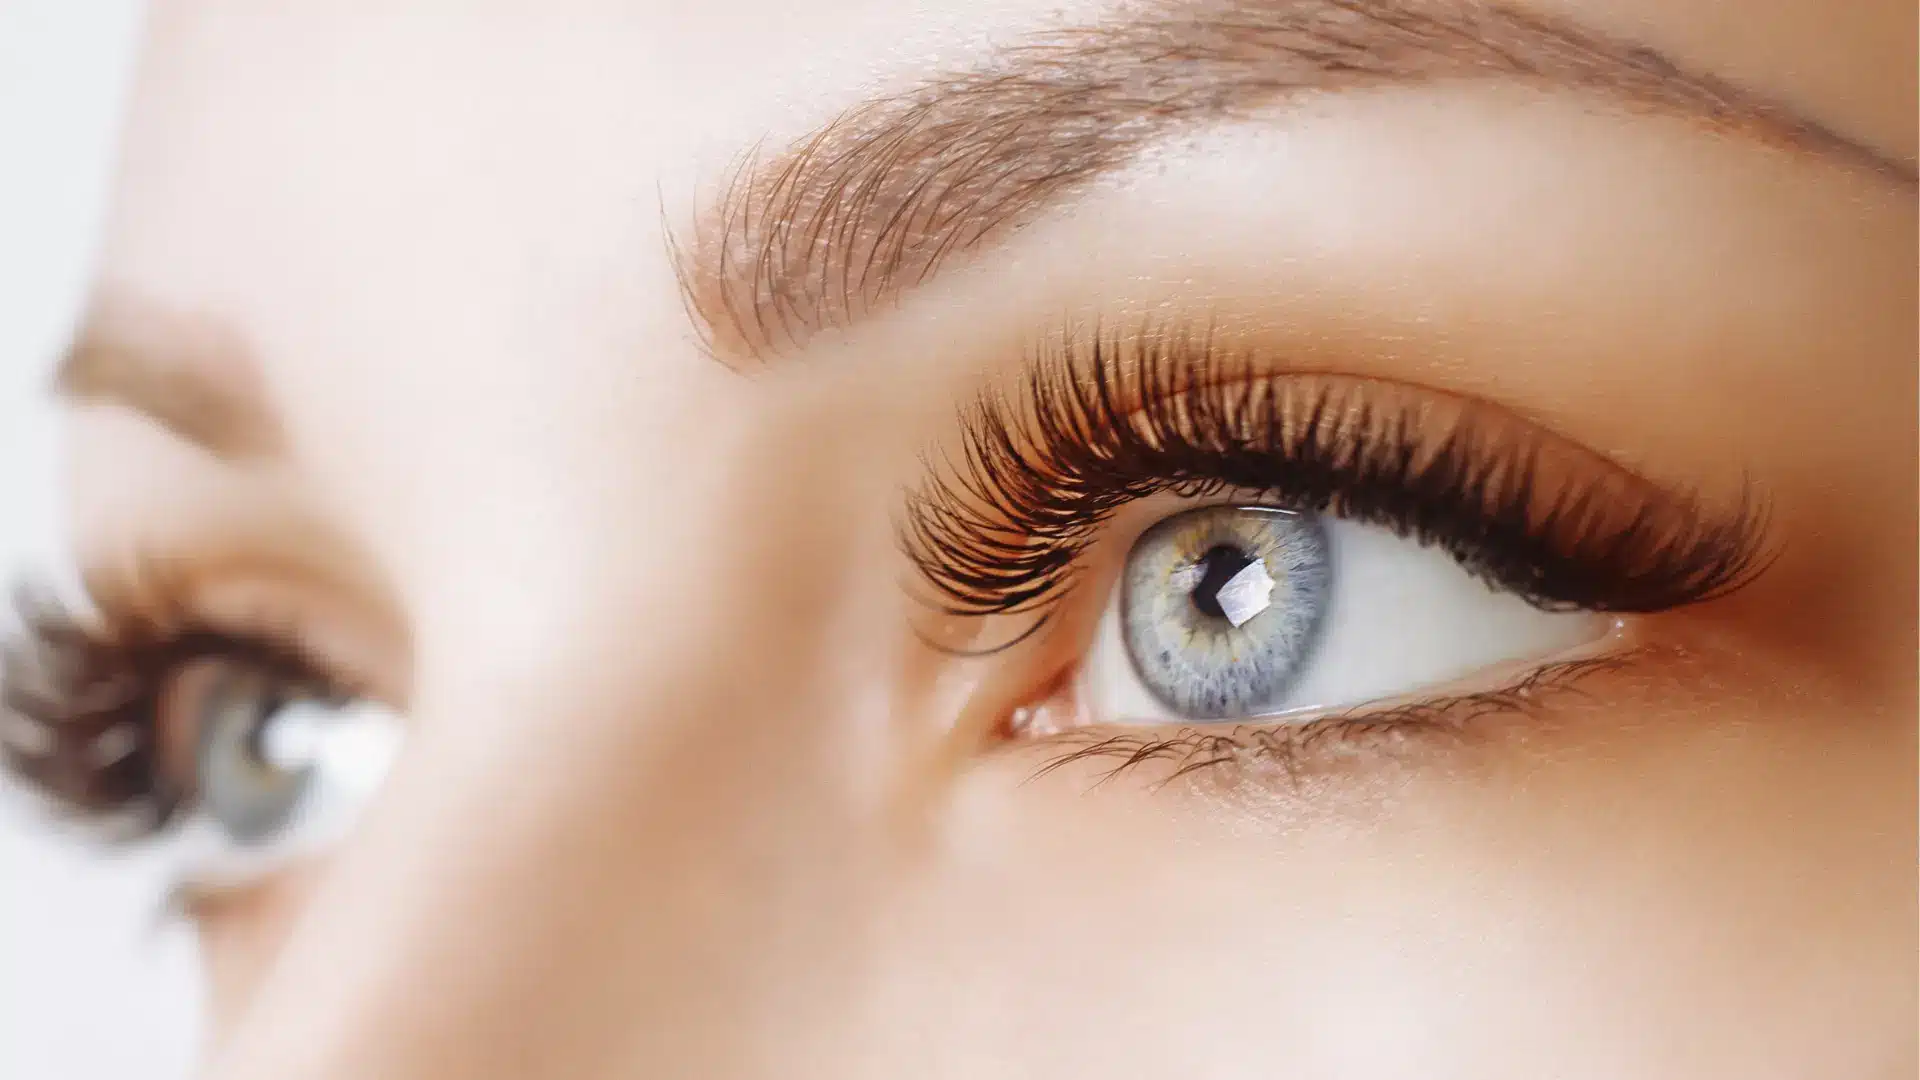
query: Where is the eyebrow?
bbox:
[53,295,282,460]
[678,0,1915,362]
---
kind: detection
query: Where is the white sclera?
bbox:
[1084,514,1607,724]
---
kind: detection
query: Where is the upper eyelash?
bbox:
[0,581,341,837]
[901,322,1771,628]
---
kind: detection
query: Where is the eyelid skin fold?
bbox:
[901,321,1771,641]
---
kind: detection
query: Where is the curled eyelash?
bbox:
[1,586,177,831]
[1022,653,1632,792]
[0,579,335,838]
[902,322,1771,631]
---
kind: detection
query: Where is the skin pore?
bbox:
[27,0,1915,1077]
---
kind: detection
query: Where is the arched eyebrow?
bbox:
[676,0,1914,363]
[53,293,282,462]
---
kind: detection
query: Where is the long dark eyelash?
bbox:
[902,324,1770,632]
[0,581,336,839]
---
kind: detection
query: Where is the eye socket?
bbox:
[1080,503,1608,724]
[159,655,401,886]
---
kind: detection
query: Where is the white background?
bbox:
[0,4,200,1078]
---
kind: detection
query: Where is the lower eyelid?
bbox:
[1008,644,1644,795]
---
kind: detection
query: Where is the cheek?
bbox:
[934,660,1907,1075]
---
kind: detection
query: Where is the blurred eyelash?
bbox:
[902,323,1770,635]
[0,577,341,839]
[1023,652,1632,791]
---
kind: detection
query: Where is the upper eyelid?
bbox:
[65,502,413,691]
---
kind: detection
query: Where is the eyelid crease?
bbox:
[900,321,1772,638]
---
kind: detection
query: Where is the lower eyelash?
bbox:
[1016,652,1634,792]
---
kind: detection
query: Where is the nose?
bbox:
[200,408,919,1079]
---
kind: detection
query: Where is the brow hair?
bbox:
[675,0,1913,362]
[55,295,282,460]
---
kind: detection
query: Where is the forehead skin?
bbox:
[73,1,1914,1079]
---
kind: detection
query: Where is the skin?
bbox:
[52,0,1914,1077]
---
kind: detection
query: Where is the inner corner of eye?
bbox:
[1003,664,1086,739]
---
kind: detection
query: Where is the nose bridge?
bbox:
[207,410,908,1079]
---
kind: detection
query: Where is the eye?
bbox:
[159,655,401,885]
[1080,503,1608,723]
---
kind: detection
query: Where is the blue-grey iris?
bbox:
[193,667,316,846]
[1120,505,1331,718]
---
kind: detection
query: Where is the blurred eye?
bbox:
[161,657,400,885]
[1081,504,1606,723]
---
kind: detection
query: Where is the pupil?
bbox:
[1189,545,1256,620]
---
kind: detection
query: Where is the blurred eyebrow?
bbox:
[678,0,1914,361]
[53,293,282,460]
